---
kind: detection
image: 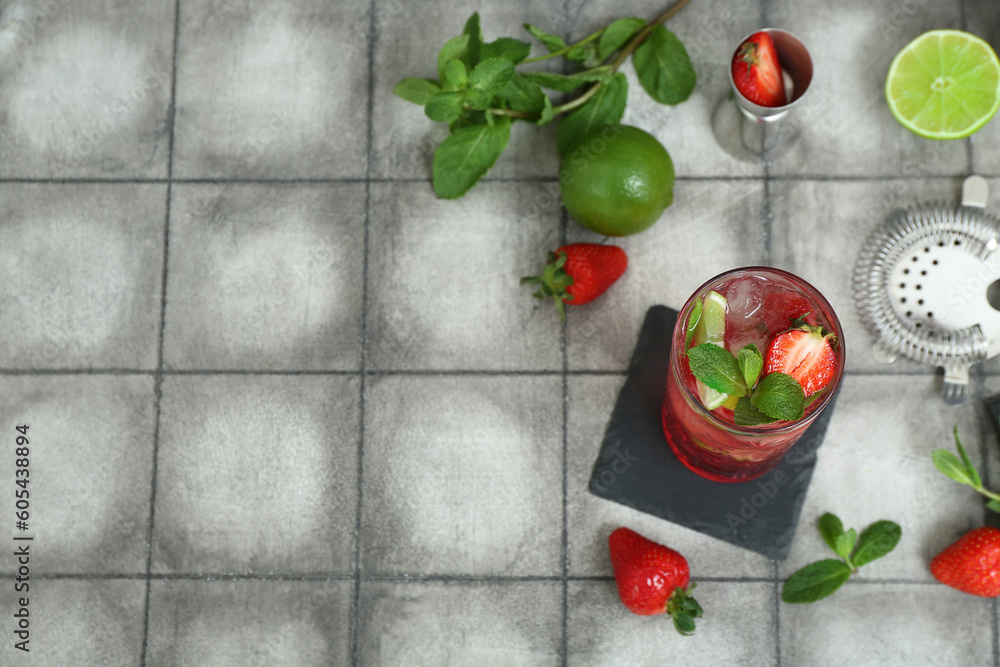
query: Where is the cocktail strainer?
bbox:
[854,176,1000,404]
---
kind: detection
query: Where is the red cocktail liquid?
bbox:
[662,267,843,483]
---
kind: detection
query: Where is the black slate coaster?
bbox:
[588,305,838,561]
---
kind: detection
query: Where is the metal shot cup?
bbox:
[712,28,814,164]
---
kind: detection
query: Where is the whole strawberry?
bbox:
[521,244,627,321]
[763,324,838,397]
[608,527,702,635]
[931,527,1000,597]
[732,31,787,107]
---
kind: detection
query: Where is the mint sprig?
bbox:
[687,343,805,424]
[933,425,1000,513]
[395,1,696,199]
[782,513,902,604]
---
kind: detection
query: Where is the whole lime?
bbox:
[560,124,674,236]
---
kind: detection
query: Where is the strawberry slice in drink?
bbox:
[763,324,838,397]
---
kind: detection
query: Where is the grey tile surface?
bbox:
[163,184,365,370]
[362,375,563,576]
[0,184,165,369]
[0,377,155,574]
[146,580,352,666]
[767,0,968,178]
[5,0,1000,663]
[358,581,562,665]
[172,0,371,179]
[567,580,776,666]
[769,177,964,373]
[152,375,359,574]
[371,0,565,181]
[566,179,766,370]
[0,1,174,178]
[0,580,146,666]
[366,181,563,371]
[779,583,993,666]
[566,376,773,578]
[777,375,983,581]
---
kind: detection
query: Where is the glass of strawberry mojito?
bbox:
[662,267,843,483]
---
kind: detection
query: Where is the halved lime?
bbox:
[886,30,1000,140]
[691,290,729,410]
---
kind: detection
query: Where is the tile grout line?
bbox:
[350,0,378,664]
[139,0,182,663]
[559,7,571,662]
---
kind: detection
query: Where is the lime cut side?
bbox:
[691,290,729,410]
[886,30,1000,140]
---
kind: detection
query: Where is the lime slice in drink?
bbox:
[691,290,730,410]
[886,30,1000,140]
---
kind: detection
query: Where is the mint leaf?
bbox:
[632,26,696,105]
[523,23,566,52]
[953,425,982,488]
[443,59,468,89]
[734,397,776,426]
[394,78,441,105]
[818,513,845,556]
[425,91,466,122]
[481,38,531,64]
[449,110,486,131]
[521,68,612,93]
[781,559,852,604]
[599,17,646,59]
[466,58,515,110]
[463,12,483,66]
[685,298,702,349]
[438,34,470,86]
[566,41,600,67]
[852,520,902,568]
[751,373,805,422]
[555,72,627,156]
[835,528,857,566]
[932,449,976,487]
[988,500,1000,514]
[737,344,763,389]
[687,344,746,397]
[432,116,511,199]
[537,95,555,125]
[497,73,546,114]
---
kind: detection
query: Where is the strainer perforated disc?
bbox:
[854,176,1000,404]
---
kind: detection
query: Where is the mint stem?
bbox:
[521,28,604,64]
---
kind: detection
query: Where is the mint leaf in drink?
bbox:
[394,78,442,105]
[599,17,646,59]
[499,74,548,115]
[463,12,484,66]
[783,514,901,604]
[425,91,466,122]
[781,559,853,604]
[438,34,470,85]
[684,298,702,349]
[687,344,746,397]
[465,58,516,110]
[733,397,776,426]
[751,373,804,422]
[555,72,627,156]
[632,25,696,105]
[481,38,532,64]
[443,59,468,89]
[432,116,511,199]
[852,520,902,568]
[737,344,763,389]
[523,23,566,52]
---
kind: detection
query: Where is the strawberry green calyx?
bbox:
[666,583,703,636]
[520,251,574,321]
